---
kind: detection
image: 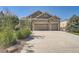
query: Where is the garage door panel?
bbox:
[34,24,49,30]
[51,24,58,30]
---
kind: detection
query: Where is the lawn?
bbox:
[69,32,79,35]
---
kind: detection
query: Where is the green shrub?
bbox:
[16,28,32,39]
[66,15,79,33]
[66,24,79,33]
[22,28,32,37]
[16,30,23,39]
[0,30,17,48]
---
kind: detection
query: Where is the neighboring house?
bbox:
[21,11,60,31]
[60,21,67,31]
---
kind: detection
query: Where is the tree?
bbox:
[0,11,4,31]
[0,10,19,30]
[20,17,30,29]
[66,15,79,32]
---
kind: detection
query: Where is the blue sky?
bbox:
[0,6,79,20]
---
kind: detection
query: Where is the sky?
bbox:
[0,6,79,20]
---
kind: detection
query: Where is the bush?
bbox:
[16,28,32,39]
[0,30,17,48]
[16,30,23,39]
[66,15,79,33]
[66,24,79,33]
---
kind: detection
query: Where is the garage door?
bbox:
[34,24,49,30]
[51,23,58,30]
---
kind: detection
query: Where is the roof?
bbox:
[20,11,60,22]
[27,11,60,19]
[28,11,43,18]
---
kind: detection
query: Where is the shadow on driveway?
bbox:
[25,35,46,41]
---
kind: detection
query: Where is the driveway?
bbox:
[21,31,79,53]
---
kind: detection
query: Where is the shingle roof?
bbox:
[21,11,60,21]
[28,11,51,18]
[27,11,60,20]
[28,11,43,18]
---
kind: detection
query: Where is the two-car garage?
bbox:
[33,23,59,31]
[34,24,49,30]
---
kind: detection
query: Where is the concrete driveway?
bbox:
[21,31,79,53]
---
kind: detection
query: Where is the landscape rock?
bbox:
[6,45,18,53]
